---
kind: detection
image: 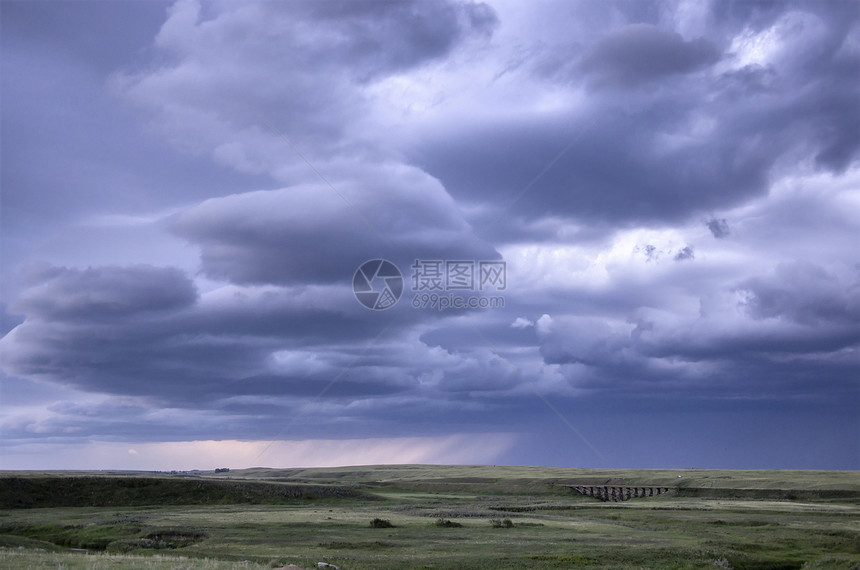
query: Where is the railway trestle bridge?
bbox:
[565,485,673,502]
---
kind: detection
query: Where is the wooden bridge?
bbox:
[565,485,672,502]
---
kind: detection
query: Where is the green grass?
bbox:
[0,475,367,508]
[0,465,857,569]
[220,464,860,488]
[0,549,272,569]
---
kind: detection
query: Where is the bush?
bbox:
[369,518,394,528]
[489,518,514,528]
[435,518,463,528]
[105,538,157,553]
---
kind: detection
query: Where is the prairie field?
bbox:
[0,465,857,569]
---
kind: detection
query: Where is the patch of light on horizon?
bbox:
[0,434,518,471]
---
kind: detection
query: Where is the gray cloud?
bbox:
[580,23,720,87]
[12,265,196,322]
[114,0,498,177]
[287,0,498,79]
[738,261,860,327]
[2,0,858,469]
[407,3,859,238]
[170,170,498,286]
[706,218,730,238]
[673,245,694,261]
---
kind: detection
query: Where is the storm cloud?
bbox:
[1,0,857,470]
[579,23,720,87]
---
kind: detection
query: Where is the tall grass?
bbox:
[0,549,272,569]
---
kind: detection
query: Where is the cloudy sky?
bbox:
[2,0,858,471]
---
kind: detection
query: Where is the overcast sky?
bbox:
[1,0,858,471]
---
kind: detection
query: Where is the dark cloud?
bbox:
[114,0,498,176]
[706,218,730,238]
[1,263,465,409]
[2,0,858,469]
[673,246,694,261]
[641,244,658,262]
[1,266,402,402]
[410,108,775,233]
[534,305,859,407]
[170,173,498,286]
[813,88,860,173]
[580,24,720,87]
[408,3,859,237]
[12,265,196,322]
[738,261,860,327]
[0,2,269,259]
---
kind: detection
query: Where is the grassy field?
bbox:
[0,465,857,569]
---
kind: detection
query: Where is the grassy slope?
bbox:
[5,465,858,490]
[221,464,860,498]
[223,464,859,486]
[0,465,857,569]
[0,475,366,508]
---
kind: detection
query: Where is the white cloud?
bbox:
[727,11,829,72]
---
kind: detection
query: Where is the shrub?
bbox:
[105,538,157,553]
[369,518,394,528]
[435,518,463,528]
[143,530,207,548]
[489,518,514,528]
